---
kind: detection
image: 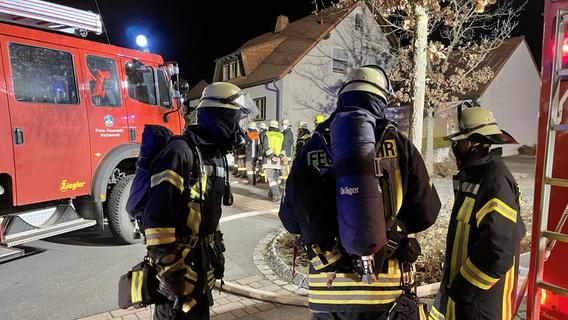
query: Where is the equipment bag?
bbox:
[126,125,174,221]
[118,258,166,309]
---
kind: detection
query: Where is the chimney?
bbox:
[274,15,289,33]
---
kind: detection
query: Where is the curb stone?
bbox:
[254,229,309,294]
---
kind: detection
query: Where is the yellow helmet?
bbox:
[338,65,393,102]
[445,102,517,144]
[314,114,326,125]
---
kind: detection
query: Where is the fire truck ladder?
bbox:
[526,9,568,319]
[0,0,102,37]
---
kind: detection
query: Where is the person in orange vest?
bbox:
[261,120,285,201]
[245,121,260,185]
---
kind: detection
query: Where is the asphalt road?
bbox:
[0,182,281,320]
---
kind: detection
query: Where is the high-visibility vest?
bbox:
[266,131,283,155]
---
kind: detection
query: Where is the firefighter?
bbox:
[430,103,526,320]
[234,143,247,178]
[281,118,294,188]
[257,122,268,183]
[245,121,260,185]
[262,119,285,201]
[142,82,258,320]
[314,114,325,127]
[294,121,311,158]
[279,65,441,319]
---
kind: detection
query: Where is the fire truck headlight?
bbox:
[0,185,4,196]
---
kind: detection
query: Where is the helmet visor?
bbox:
[229,90,259,120]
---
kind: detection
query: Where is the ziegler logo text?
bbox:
[60,180,86,192]
[340,187,359,195]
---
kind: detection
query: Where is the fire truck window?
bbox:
[126,64,157,105]
[157,69,172,109]
[86,56,121,107]
[9,43,78,104]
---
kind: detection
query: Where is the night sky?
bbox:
[54,0,543,88]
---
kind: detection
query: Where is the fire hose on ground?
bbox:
[214,280,441,307]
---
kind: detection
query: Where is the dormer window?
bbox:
[221,57,242,81]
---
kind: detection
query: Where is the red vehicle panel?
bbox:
[0,36,92,205]
[79,50,130,171]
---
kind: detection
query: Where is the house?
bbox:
[434,36,541,156]
[189,3,394,131]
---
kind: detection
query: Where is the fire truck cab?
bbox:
[0,1,187,261]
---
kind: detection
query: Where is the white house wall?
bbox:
[244,80,282,125]
[281,5,394,131]
[478,41,540,156]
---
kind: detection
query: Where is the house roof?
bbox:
[187,79,208,100]
[218,7,353,88]
[458,36,530,98]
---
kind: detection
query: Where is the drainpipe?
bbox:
[265,79,281,121]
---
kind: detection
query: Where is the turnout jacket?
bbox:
[282,127,294,158]
[430,149,526,320]
[279,119,441,313]
[142,127,228,299]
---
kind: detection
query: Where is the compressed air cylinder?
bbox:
[330,110,386,256]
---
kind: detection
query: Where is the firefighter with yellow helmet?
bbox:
[143,82,258,319]
[280,65,440,319]
[262,119,285,201]
[430,102,526,320]
[314,114,326,126]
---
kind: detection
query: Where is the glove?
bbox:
[148,244,198,303]
[271,156,279,163]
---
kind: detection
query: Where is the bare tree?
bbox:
[319,0,524,171]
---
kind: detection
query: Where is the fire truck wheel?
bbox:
[107,174,141,245]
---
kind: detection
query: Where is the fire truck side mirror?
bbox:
[164,62,180,77]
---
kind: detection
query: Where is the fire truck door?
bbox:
[120,58,181,140]
[0,40,15,202]
[0,37,91,205]
[81,52,129,171]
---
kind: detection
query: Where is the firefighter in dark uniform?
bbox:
[430,103,526,320]
[294,121,311,158]
[262,120,285,201]
[257,122,268,183]
[142,82,257,320]
[245,121,260,185]
[281,118,294,188]
[279,65,441,320]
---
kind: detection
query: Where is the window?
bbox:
[86,55,120,107]
[254,97,266,121]
[332,48,348,74]
[229,61,236,79]
[355,13,363,31]
[9,43,78,104]
[157,69,172,109]
[222,64,229,81]
[126,64,157,105]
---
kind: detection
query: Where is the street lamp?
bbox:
[135,34,149,52]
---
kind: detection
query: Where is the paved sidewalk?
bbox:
[79,274,309,320]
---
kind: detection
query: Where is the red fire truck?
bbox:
[0,1,187,261]
[526,1,568,319]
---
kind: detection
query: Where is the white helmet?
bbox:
[338,65,393,102]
